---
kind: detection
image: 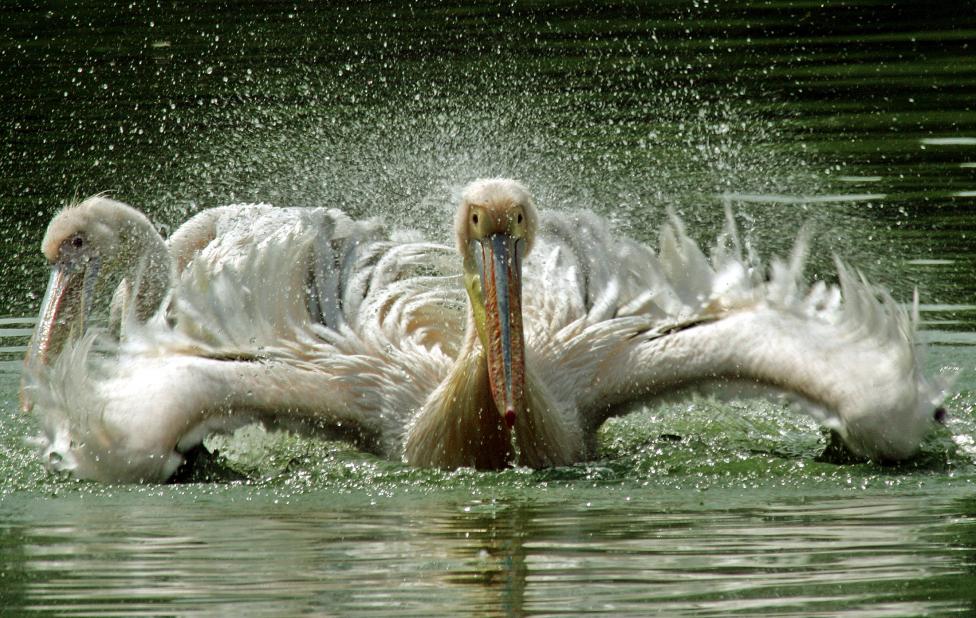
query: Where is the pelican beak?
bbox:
[473,233,526,429]
[21,257,100,412]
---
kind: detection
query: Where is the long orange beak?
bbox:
[474,233,525,429]
[21,258,99,412]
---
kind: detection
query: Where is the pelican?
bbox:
[24,196,171,377]
[23,180,948,482]
[20,197,258,412]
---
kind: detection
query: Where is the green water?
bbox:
[2,1,976,615]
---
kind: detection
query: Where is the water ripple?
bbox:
[1,491,974,616]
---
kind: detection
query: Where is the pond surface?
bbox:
[2,1,976,615]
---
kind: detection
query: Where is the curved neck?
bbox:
[113,222,173,327]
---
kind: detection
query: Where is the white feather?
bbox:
[26,189,949,481]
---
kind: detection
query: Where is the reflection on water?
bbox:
[2,490,976,616]
[2,0,976,615]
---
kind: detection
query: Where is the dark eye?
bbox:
[517,213,523,224]
[72,236,84,248]
[472,213,478,225]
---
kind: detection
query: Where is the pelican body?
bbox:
[22,181,948,482]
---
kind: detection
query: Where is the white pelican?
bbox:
[23,180,948,482]
[24,196,171,377]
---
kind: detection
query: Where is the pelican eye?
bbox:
[517,213,523,224]
[472,213,479,225]
[71,236,84,248]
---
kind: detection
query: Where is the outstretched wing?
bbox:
[162,205,465,451]
[523,210,948,461]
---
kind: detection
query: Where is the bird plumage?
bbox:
[24,181,948,482]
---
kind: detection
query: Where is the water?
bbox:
[2,1,976,615]
[3,488,975,616]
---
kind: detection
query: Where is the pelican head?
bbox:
[25,196,170,399]
[455,178,537,430]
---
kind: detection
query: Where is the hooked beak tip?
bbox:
[475,232,525,435]
[504,408,516,429]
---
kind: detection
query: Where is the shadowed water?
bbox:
[2,1,976,615]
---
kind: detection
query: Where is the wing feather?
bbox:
[523,209,948,460]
